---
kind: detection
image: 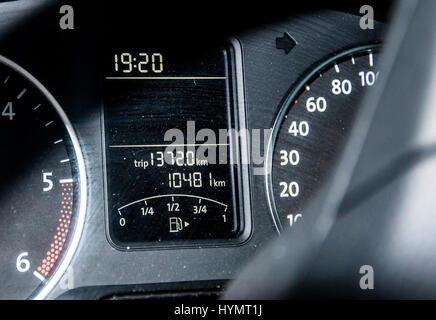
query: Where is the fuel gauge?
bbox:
[114,194,232,244]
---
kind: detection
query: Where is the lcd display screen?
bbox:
[103,42,245,248]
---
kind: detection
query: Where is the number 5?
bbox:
[43,172,53,192]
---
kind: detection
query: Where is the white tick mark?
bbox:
[33,271,45,282]
[16,88,27,99]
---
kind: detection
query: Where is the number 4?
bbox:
[2,102,15,120]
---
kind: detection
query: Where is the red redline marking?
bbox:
[36,183,74,277]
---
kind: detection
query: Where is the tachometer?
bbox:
[266,45,379,232]
[0,55,86,299]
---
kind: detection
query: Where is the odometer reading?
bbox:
[103,42,246,248]
[267,46,380,231]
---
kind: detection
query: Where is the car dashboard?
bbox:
[2,0,423,300]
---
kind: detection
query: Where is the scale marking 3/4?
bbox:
[266,45,380,232]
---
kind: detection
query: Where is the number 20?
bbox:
[280,181,299,198]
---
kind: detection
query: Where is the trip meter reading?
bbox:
[266,45,380,232]
[103,40,250,249]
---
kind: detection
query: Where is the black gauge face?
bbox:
[267,45,379,231]
[0,56,86,299]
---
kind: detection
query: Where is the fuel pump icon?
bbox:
[169,217,189,233]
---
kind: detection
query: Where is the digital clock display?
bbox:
[102,41,248,249]
[113,52,164,74]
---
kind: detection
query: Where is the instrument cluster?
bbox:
[0,0,389,299]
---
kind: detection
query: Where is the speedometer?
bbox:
[266,45,379,232]
[0,55,86,299]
